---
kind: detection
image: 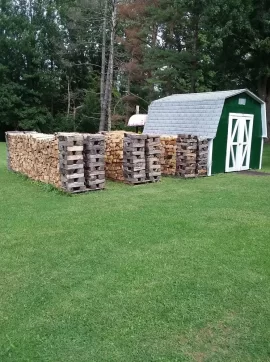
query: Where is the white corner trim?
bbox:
[259,138,264,170]
[207,139,213,176]
[244,89,265,105]
[261,103,268,138]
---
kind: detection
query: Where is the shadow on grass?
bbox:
[12,172,70,197]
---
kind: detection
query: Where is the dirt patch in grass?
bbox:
[181,313,239,362]
[239,170,270,176]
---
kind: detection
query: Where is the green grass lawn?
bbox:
[260,143,270,172]
[1,143,270,362]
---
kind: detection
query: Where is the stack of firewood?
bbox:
[123,133,147,184]
[160,136,177,175]
[197,137,208,177]
[6,132,61,187]
[5,131,26,170]
[83,134,105,190]
[104,131,126,181]
[176,135,197,178]
[145,135,161,182]
[58,133,86,193]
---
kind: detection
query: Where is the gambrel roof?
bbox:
[144,89,267,139]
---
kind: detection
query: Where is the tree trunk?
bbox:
[99,0,108,132]
[100,0,117,132]
[258,75,270,140]
[147,24,158,100]
[67,76,71,116]
[107,91,112,131]
[191,16,199,93]
[125,74,131,124]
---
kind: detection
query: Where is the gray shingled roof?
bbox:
[143,89,266,138]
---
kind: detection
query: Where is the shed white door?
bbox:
[225,113,254,172]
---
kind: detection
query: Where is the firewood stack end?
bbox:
[197,137,209,176]
[176,135,198,178]
[145,135,162,182]
[104,131,126,181]
[6,131,61,188]
[123,133,147,184]
[83,134,105,190]
[58,133,86,193]
[160,136,177,175]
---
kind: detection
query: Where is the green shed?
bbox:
[144,89,268,175]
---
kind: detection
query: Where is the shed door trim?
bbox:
[225,113,254,172]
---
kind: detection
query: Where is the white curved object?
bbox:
[128,114,148,127]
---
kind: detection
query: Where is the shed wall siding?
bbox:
[212,94,262,174]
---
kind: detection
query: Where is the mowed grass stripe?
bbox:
[0,142,270,362]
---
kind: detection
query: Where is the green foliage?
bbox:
[0,0,103,135]
[0,0,269,135]
[75,75,101,133]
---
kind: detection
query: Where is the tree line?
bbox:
[0,0,269,140]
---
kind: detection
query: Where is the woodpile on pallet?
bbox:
[176,135,197,178]
[145,135,161,182]
[160,136,177,175]
[159,134,209,178]
[123,133,147,184]
[6,131,61,188]
[6,130,209,194]
[56,132,107,193]
[197,138,208,176]
[83,134,105,190]
[104,132,162,185]
[5,131,27,170]
[104,131,125,181]
[58,133,86,193]
[175,134,209,178]
[6,131,107,194]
